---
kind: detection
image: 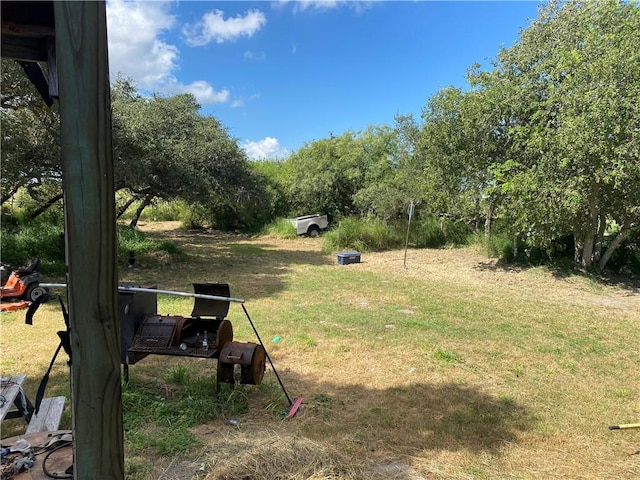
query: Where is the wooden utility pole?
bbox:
[54,2,124,478]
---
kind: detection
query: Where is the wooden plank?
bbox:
[0,2,55,61]
[1,374,33,422]
[1,375,25,420]
[26,396,66,433]
[53,1,123,478]
[0,34,48,61]
[1,21,55,38]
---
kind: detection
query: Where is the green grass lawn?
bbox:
[1,224,638,479]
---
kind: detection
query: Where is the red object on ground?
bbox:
[0,300,30,312]
[287,397,303,418]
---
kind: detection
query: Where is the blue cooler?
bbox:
[337,251,361,265]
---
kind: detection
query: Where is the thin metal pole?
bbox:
[119,286,245,303]
[403,217,412,268]
[404,201,414,268]
[241,303,293,406]
[40,284,245,304]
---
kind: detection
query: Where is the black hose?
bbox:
[41,441,73,479]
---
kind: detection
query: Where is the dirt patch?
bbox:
[361,248,640,314]
[137,221,184,232]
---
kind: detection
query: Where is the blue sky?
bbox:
[106,1,542,159]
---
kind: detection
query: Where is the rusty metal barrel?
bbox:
[217,342,266,385]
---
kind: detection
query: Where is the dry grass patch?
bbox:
[195,428,394,480]
[2,222,639,479]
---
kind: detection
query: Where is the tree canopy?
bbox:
[380,0,639,269]
[281,126,400,220]
[1,60,61,209]
[111,77,265,227]
[481,0,640,268]
[2,72,265,228]
[2,0,638,272]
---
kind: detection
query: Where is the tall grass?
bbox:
[482,232,515,261]
[0,220,65,275]
[123,367,249,457]
[323,217,402,253]
[322,216,472,253]
[140,200,192,223]
[262,218,298,238]
[410,216,471,248]
[117,198,193,223]
[0,219,182,275]
[116,225,183,266]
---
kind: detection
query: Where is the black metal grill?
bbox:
[119,283,265,386]
[129,316,176,350]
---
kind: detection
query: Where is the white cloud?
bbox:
[106,0,230,105]
[293,1,342,12]
[244,50,266,61]
[107,0,178,87]
[230,93,260,109]
[183,9,267,47]
[274,1,373,14]
[168,80,230,104]
[241,137,289,160]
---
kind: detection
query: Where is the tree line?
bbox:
[1,0,638,272]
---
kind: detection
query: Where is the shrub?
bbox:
[1,218,183,275]
[116,225,183,266]
[180,203,209,230]
[443,218,473,246]
[485,233,515,261]
[605,229,640,275]
[409,216,471,248]
[118,198,191,223]
[412,217,446,248]
[0,220,65,275]
[322,217,402,253]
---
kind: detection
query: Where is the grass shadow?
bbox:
[120,229,334,301]
[279,372,536,456]
[475,258,639,293]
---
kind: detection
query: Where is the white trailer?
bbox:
[290,214,329,237]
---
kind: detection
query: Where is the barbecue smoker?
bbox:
[118,283,266,387]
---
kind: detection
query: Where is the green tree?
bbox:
[417,88,482,227]
[1,60,62,213]
[480,0,640,269]
[407,77,510,237]
[190,116,270,231]
[111,78,262,229]
[112,81,208,225]
[349,125,402,220]
[250,159,291,219]
[376,114,428,221]
[283,132,361,218]
[283,127,399,220]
